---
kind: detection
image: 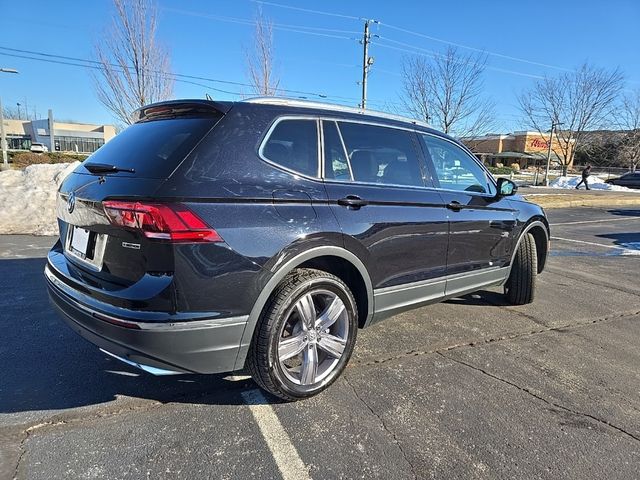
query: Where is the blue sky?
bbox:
[2,0,639,131]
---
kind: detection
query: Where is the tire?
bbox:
[248,268,358,401]
[504,232,538,305]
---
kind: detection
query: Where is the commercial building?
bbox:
[463,131,575,170]
[4,118,116,154]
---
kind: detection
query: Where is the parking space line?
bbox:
[551,236,640,255]
[550,217,640,226]
[242,389,310,480]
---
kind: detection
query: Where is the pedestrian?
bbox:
[575,165,592,190]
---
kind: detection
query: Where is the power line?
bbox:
[0,46,369,102]
[381,23,573,73]
[162,7,359,39]
[372,41,546,80]
[249,0,575,75]
[250,0,361,21]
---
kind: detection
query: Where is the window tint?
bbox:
[82,116,220,178]
[337,122,424,187]
[262,119,319,177]
[322,121,350,180]
[420,134,492,194]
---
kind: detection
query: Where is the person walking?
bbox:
[575,165,592,190]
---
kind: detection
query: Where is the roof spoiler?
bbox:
[134,99,234,123]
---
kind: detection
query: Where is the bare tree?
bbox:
[400,47,496,138]
[617,88,640,171]
[246,10,280,96]
[518,63,624,174]
[2,105,23,120]
[92,0,174,125]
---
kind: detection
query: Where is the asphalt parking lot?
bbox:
[1,206,639,480]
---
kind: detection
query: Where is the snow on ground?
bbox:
[0,162,80,235]
[549,175,635,192]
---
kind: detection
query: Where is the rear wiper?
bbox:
[84,163,135,174]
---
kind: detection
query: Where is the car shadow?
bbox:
[444,289,511,307]
[0,257,281,415]
[607,209,640,217]
[595,232,640,251]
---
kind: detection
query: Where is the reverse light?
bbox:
[103,201,222,243]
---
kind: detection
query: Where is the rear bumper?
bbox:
[45,264,248,374]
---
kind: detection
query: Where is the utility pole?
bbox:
[544,120,563,186]
[0,97,7,167]
[0,67,19,168]
[360,19,378,109]
[48,109,55,153]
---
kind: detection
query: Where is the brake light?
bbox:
[103,201,222,242]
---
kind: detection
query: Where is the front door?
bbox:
[417,133,517,295]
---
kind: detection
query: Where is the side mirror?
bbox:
[496,178,518,197]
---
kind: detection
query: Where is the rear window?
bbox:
[81,116,221,178]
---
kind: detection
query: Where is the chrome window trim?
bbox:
[258,113,498,200]
[257,116,322,181]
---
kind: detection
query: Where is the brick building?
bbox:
[463,131,575,170]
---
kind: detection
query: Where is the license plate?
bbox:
[70,226,90,256]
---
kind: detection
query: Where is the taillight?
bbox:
[103,201,222,243]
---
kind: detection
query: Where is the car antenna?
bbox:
[205,93,213,101]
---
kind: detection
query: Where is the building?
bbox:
[4,118,116,154]
[463,131,576,170]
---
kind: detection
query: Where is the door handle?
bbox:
[337,195,368,210]
[446,201,462,211]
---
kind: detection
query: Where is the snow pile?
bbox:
[0,162,80,235]
[550,175,635,192]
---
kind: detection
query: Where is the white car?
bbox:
[30,143,49,153]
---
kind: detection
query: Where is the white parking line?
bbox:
[551,236,640,255]
[242,389,310,480]
[550,217,640,226]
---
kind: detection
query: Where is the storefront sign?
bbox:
[529,138,550,149]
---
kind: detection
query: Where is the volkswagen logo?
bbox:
[67,192,76,214]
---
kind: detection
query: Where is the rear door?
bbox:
[322,120,449,310]
[417,133,517,294]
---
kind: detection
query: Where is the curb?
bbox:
[522,195,640,209]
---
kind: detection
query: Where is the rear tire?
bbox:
[248,268,358,401]
[504,233,537,305]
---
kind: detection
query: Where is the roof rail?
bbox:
[242,97,432,129]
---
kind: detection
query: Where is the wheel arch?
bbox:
[511,219,549,274]
[233,246,374,370]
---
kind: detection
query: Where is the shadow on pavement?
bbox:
[607,209,640,217]
[596,232,640,250]
[444,290,510,307]
[0,258,281,415]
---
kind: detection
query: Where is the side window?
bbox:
[261,119,319,177]
[337,122,424,187]
[420,134,493,194]
[322,121,351,180]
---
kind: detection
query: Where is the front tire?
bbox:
[504,232,537,305]
[248,268,358,401]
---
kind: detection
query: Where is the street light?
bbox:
[543,120,564,187]
[1,67,20,167]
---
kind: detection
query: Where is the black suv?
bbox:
[46,98,549,400]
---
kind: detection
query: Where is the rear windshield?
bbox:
[81,116,221,178]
